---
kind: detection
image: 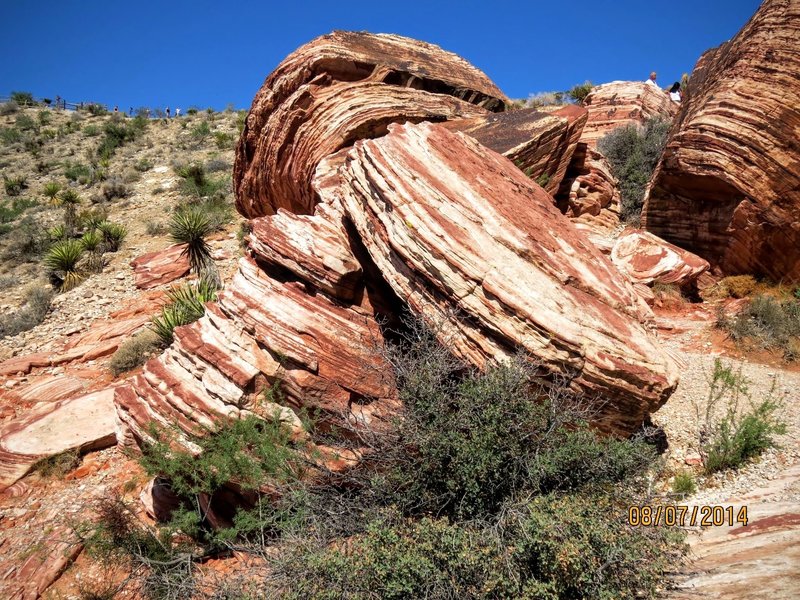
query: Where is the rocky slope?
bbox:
[642,0,800,282]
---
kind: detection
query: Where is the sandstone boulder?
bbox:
[642,0,800,282]
[443,105,587,195]
[0,388,117,491]
[557,144,620,228]
[234,31,508,218]
[318,121,678,435]
[131,244,191,289]
[580,81,678,148]
[611,231,710,289]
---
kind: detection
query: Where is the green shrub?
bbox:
[97,221,127,252]
[717,294,800,360]
[31,449,80,478]
[598,117,671,222]
[696,359,787,474]
[15,114,37,132]
[1,216,48,261]
[0,101,19,115]
[109,329,162,376]
[63,161,92,182]
[3,174,28,196]
[100,177,130,201]
[191,120,211,142]
[187,107,199,115]
[43,181,61,201]
[134,157,153,172]
[85,103,108,116]
[10,91,35,106]
[213,131,234,149]
[44,239,85,290]
[567,81,593,104]
[97,118,136,160]
[0,283,54,338]
[83,124,100,137]
[150,280,218,345]
[37,110,52,126]
[0,126,22,144]
[78,207,108,231]
[0,197,37,223]
[671,471,697,497]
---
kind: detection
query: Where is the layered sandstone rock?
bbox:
[234,31,508,218]
[611,231,710,289]
[642,0,800,282]
[580,81,678,148]
[318,121,678,434]
[131,244,190,289]
[443,105,587,195]
[0,388,117,491]
[557,143,621,231]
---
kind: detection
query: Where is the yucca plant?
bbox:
[170,207,218,283]
[43,181,61,202]
[57,188,81,235]
[150,280,218,345]
[47,224,66,241]
[44,239,84,290]
[78,208,108,231]
[98,221,127,252]
[81,229,104,272]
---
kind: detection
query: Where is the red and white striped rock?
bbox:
[0,388,117,491]
[115,257,397,449]
[319,121,678,435]
[558,144,621,229]
[234,31,507,218]
[247,200,362,301]
[580,81,678,149]
[130,244,190,289]
[443,105,587,195]
[642,0,800,282]
[611,231,710,288]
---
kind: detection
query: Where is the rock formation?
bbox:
[234,31,508,218]
[557,143,621,231]
[318,121,678,434]
[131,244,190,289]
[443,105,587,195]
[611,231,710,290]
[580,81,678,149]
[642,0,800,282]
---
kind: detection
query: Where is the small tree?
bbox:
[567,81,593,104]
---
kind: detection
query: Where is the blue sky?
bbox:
[0,0,760,111]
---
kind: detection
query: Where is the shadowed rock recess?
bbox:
[642,0,800,282]
[107,29,681,456]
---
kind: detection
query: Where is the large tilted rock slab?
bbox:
[580,81,677,148]
[642,0,800,282]
[443,105,587,195]
[234,31,508,218]
[115,257,397,448]
[0,388,117,491]
[319,121,678,435]
[611,231,710,289]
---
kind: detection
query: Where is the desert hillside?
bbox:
[0,2,799,598]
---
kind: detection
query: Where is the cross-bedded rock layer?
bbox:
[317,121,678,434]
[642,0,800,282]
[234,31,508,218]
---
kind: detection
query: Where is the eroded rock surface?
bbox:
[642,0,800,282]
[130,244,190,289]
[557,143,621,231]
[611,231,710,289]
[580,80,677,148]
[234,31,508,218]
[318,121,678,435]
[444,105,587,195]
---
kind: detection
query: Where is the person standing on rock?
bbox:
[645,72,658,88]
[166,106,171,119]
[175,107,180,118]
[669,82,682,103]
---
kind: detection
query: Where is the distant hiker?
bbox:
[55,95,62,110]
[166,106,171,119]
[114,105,119,113]
[645,72,658,87]
[129,106,133,116]
[175,107,180,118]
[669,82,682,103]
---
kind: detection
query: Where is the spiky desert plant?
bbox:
[44,239,84,290]
[169,207,217,283]
[81,229,104,272]
[150,280,218,345]
[98,221,127,252]
[43,181,61,202]
[57,188,81,235]
[47,224,67,241]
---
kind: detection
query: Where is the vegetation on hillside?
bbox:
[598,116,671,223]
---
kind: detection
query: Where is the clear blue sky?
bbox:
[0,0,761,111]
